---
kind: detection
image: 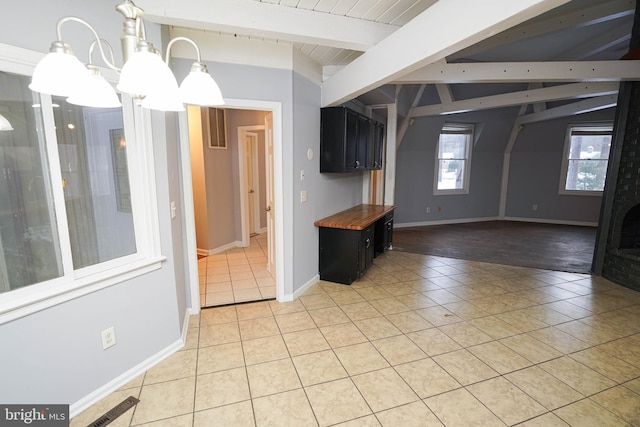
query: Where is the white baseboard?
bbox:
[70,310,197,418]
[396,216,598,229]
[198,241,246,257]
[292,274,319,300]
[395,217,499,228]
[196,248,209,257]
[70,340,184,418]
[503,217,598,227]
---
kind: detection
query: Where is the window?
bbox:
[561,125,612,194]
[0,65,162,323]
[0,75,63,293]
[435,124,473,194]
[53,96,137,269]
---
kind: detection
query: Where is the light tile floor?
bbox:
[199,234,276,307]
[73,251,640,426]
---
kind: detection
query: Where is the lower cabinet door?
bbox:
[359,226,374,276]
[319,227,360,284]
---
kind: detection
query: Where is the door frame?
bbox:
[238,126,265,246]
[179,99,285,311]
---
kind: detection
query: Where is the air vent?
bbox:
[86,396,139,427]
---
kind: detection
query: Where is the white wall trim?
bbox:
[395,216,598,229]
[180,98,287,304]
[504,217,598,227]
[395,217,500,228]
[70,337,185,418]
[177,112,202,316]
[72,310,196,417]
[238,125,266,247]
[292,274,319,301]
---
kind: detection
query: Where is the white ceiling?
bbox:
[137,0,637,106]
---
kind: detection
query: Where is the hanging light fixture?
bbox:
[67,40,122,108]
[0,113,13,131]
[29,0,224,111]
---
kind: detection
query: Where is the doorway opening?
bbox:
[186,102,281,308]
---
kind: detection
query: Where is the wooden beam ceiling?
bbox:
[394,60,640,84]
[409,81,619,117]
[136,0,397,51]
[449,0,635,60]
[321,0,570,107]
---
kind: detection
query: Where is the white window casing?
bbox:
[434,123,473,195]
[559,123,613,196]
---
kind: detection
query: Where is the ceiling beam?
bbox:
[397,84,427,149]
[517,94,618,124]
[135,0,397,51]
[322,0,570,107]
[449,0,635,60]
[394,60,640,84]
[435,84,454,103]
[409,81,619,117]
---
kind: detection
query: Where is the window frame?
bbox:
[559,123,613,197]
[434,123,474,195]
[0,44,165,325]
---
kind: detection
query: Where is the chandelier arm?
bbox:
[88,39,117,67]
[136,17,146,43]
[56,16,121,72]
[165,37,202,64]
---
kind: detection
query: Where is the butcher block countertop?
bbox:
[314,204,395,231]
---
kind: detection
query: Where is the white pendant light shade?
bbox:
[117,43,180,97]
[180,62,224,106]
[29,42,92,97]
[67,65,122,108]
[0,113,13,131]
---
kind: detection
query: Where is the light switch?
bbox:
[170,201,177,219]
[300,190,307,203]
[300,169,305,181]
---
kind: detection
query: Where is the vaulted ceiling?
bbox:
[137,0,638,111]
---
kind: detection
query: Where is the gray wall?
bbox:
[507,108,616,223]
[395,107,519,224]
[395,98,616,226]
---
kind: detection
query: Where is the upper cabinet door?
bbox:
[320,106,384,173]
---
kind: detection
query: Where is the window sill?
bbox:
[0,255,167,325]
[558,190,604,197]
[434,190,470,196]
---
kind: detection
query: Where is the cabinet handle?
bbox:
[365,238,371,248]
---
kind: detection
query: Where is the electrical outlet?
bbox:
[532,204,538,211]
[426,207,430,213]
[101,326,116,350]
[300,190,307,203]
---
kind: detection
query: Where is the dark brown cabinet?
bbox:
[374,211,394,257]
[320,106,384,173]
[318,225,374,285]
[315,205,395,285]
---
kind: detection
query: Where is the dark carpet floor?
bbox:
[392,221,597,274]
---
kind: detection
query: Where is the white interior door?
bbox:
[245,133,256,235]
[265,113,276,274]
